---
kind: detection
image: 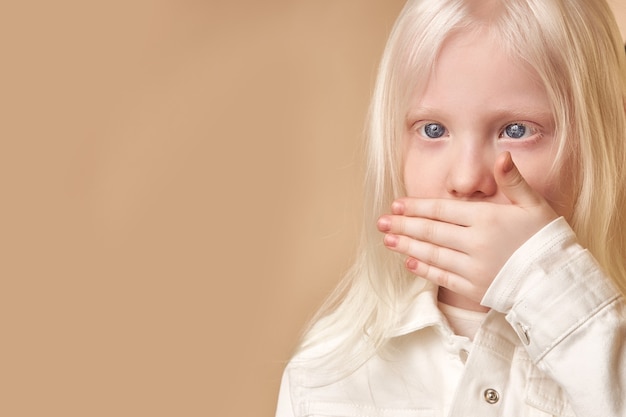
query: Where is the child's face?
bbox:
[403,31,575,219]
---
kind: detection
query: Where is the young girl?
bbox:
[276,0,626,415]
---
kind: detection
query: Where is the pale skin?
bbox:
[377,30,576,312]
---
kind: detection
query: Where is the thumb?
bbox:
[495,151,541,206]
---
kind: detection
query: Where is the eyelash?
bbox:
[499,122,537,140]
[415,121,539,141]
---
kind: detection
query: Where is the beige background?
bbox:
[1,1,624,416]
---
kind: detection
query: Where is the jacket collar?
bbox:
[387,281,450,338]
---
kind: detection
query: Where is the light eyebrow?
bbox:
[489,106,553,121]
[405,105,554,126]
[405,106,442,122]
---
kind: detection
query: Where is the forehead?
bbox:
[409,29,551,116]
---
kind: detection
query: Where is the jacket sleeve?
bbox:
[482,217,626,417]
[275,367,296,417]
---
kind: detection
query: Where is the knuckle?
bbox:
[422,220,436,242]
[398,216,408,233]
[436,270,449,288]
[432,200,444,220]
[509,172,526,189]
[428,245,440,265]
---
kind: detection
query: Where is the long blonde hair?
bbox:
[296,0,626,378]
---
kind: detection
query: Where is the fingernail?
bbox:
[406,257,418,270]
[391,201,405,214]
[377,216,391,232]
[383,234,398,247]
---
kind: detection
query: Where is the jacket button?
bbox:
[484,388,500,404]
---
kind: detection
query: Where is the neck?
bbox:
[438,287,490,313]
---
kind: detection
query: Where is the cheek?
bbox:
[403,150,447,198]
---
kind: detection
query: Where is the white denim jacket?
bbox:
[275,218,626,417]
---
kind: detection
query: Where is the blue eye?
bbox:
[503,123,529,139]
[421,123,446,139]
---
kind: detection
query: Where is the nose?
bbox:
[445,143,497,199]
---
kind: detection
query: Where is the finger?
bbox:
[405,257,474,297]
[392,198,479,226]
[494,151,543,207]
[383,233,470,277]
[378,215,470,253]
